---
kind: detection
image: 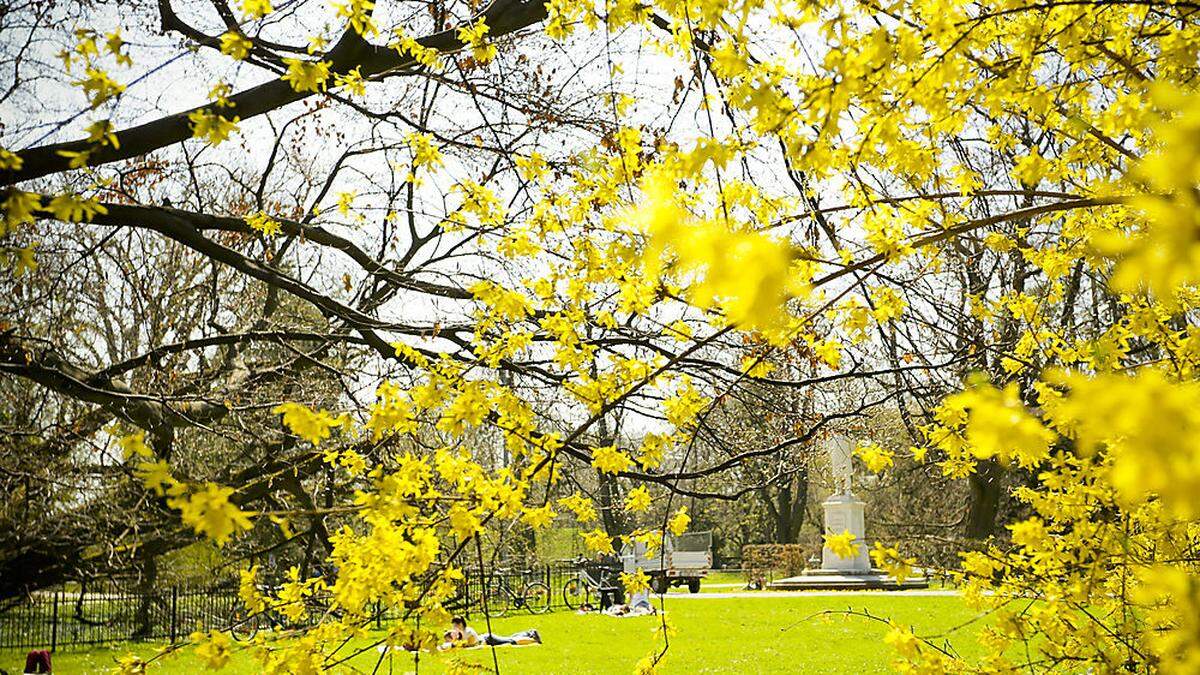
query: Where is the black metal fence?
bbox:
[0,563,588,652]
[0,580,242,652]
[453,562,580,617]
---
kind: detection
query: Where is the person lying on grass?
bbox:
[439,615,542,650]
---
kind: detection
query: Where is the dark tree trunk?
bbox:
[788,470,808,542]
[597,470,626,538]
[759,468,809,543]
[594,414,626,542]
[965,461,1003,539]
[773,482,793,542]
[133,553,158,638]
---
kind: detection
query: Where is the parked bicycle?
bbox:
[482,571,551,617]
[561,557,621,610]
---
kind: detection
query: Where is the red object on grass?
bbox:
[23,650,51,673]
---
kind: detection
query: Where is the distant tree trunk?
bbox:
[597,471,626,537]
[594,414,626,542]
[772,484,792,542]
[965,461,1003,539]
[786,470,808,542]
[133,552,158,638]
[759,468,808,543]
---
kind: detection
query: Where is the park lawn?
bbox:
[16,594,990,674]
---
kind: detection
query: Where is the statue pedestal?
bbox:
[768,492,929,590]
[819,493,871,573]
[766,435,929,591]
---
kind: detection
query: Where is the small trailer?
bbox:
[621,531,713,594]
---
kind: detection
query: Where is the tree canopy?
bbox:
[3,0,1200,671]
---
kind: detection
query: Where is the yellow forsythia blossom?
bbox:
[111,654,147,674]
[624,485,652,512]
[942,382,1054,469]
[134,459,175,496]
[281,58,331,92]
[74,67,125,107]
[406,132,443,171]
[871,286,906,323]
[218,31,252,60]
[187,109,240,146]
[334,67,366,96]
[238,565,267,614]
[333,0,377,36]
[824,530,859,559]
[883,625,922,659]
[273,402,344,445]
[173,483,253,545]
[855,443,894,473]
[191,630,232,669]
[521,504,556,529]
[592,445,634,474]
[869,543,915,583]
[581,528,614,554]
[240,0,271,18]
[116,430,152,460]
[638,171,800,333]
[620,568,652,595]
[448,504,481,539]
[46,194,107,222]
[0,147,23,170]
[245,211,280,237]
[668,506,690,536]
[456,19,496,63]
[84,119,118,147]
[559,492,597,522]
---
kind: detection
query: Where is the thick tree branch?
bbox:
[0,0,548,186]
[0,332,228,431]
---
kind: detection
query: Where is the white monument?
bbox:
[766,433,927,590]
[819,434,872,573]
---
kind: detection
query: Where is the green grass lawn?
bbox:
[6,593,989,674]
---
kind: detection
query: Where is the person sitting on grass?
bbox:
[440,615,541,650]
[628,589,654,613]
[602,589,657,617]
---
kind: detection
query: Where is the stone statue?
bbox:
[829,433,853,496]
[763,432,929,588]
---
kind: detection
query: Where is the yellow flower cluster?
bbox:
[218,31,252,60]
[624,485,652,512]
[456,19,496,64]
[244,211,280,237]
[637,172,802,334]
[591,445,634,474]
[273,402,347,445]
[854,443,894,474]
[281,57,331,93]
[187,109,240,146]
[174,483,254,545]
[559,491,597,523]
[581,528,614,554]
[823,530,859,559]
[667,506,690,536]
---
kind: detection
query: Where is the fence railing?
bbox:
[0,580,242,652]
[0,563,590,652]
[453,562,581,617]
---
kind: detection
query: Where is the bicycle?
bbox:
[482,571,551,617]
[561,558,620,610]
